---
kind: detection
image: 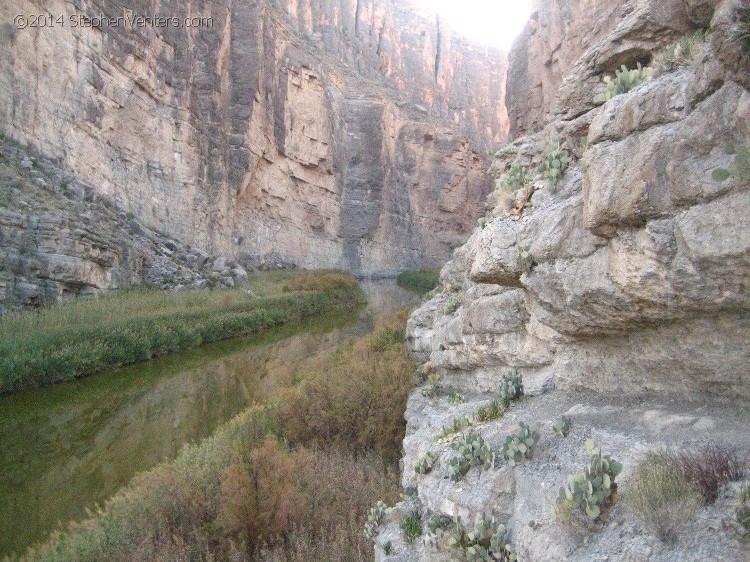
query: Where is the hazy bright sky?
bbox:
[419,0,534,50]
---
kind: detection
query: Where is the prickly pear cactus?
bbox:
[498,370,524,406]
[415,451,437,475]
[600,63,652,102]
[449,429,492,482]
[501,422,540,467]
[553,416,573,437]
[441,514,518,561]
[364,501,391,541]
[557,439,623,520]
[540,141,572,185]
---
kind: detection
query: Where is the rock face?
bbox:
[395,0,749,559]
[0,139,254,311]
[0,0,508,280]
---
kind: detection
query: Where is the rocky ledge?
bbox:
[382,0,750,560]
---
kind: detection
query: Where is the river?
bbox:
[0,280,419,557]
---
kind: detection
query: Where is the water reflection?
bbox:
[0,280,418,556]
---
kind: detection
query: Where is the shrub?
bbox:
[738,484,750,538]
[599,63,652,102]
[397,269,440,295]
[283,269,358,293]
[441,292,463,315]
[400,509,423,544]
[517,244,533,274]
[364,501,391,541]
[498,370,524,406]
[448,392,467,404]
[421,373,444,398]
[738,1,750,53]
[653,30,706,73]
[628,451,702,543]
[553,416,573,437]
[557,439,623,522]
[539,141,572,186]
[449,430,492,482]
[475,400,505,423]
[437,514,517,562]
[502,422,540,467]
[501,162,532,194]
[672,442,746,503]
[415,451,437,475]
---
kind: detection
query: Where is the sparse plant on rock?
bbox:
[475,400,505,423]
[738,1,750,53]
[712,142,750,183]
[502,422,540,467]
[383,540,393,555]
[539,141,572,186]
[553,416,574,437]
[400,509,423,544]
[498,370,524,406]
[738,484,750,539]
[364,501,391,541]
[628,451,702,543]
[557,439,623,522]
[599,63,652,102]
[448,391,467,404]
[434,514,517,561]
[437,415,474,440]
[653,30,706,73]
[441,292,463,316]
[501,162,532,194]
[421,373,444,398]
[449,429,492,482]
[415,451,437,475]
[516,244,533,274]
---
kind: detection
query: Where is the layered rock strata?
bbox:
[392,0,750,559]
[0,0,508,281]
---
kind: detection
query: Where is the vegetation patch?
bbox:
[501,162,532,194]
[501,422,539,467]
[22,310,416,561]
[448,429,492,482]
[557,439,623,524]
[599,63,652,102]
[0,271,365,394]
[427,514,517,561]
[397,269,440,295]
[628,451,702,543]
[399,509,423,544]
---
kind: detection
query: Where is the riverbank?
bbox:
[17,309,417,561]
[0,271,364,395]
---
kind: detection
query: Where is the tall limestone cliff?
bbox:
[387,0,750,560]
[0,0,508,308]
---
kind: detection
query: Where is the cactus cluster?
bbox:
[557,439,623,521]
[449,429,493,482]
[539,142,572,186]
[553,416,574,437]
[436,514,517,562]
[421,373,444,398]
[364,501,391,541]
[437,415,473,440]
[502,422,540,467]
[475,400,505,423]
[599,63,652,102]
[498,370,524,406]
[415,451,437,475]
[448,392,467,404]
[501,162,532,194]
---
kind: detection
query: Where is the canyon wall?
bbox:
[0,0,508,290]
[388,0,750,559]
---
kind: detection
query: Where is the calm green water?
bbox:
[0,281,418,557]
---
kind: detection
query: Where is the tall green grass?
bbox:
[396,269,440,295]
[20,311,416,561]
[0,271,364,394]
